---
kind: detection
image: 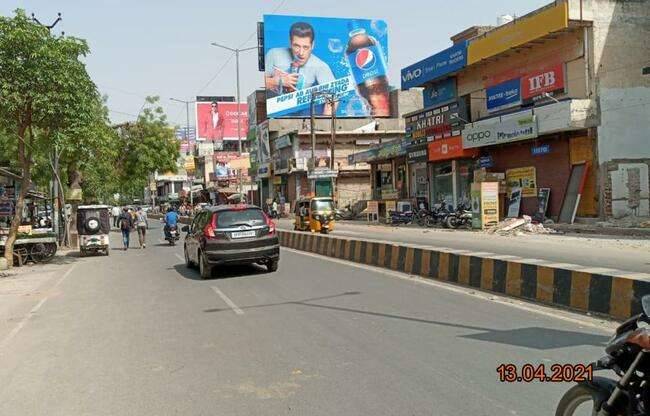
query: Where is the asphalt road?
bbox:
[277,219,650,274]
[0,224,613,416]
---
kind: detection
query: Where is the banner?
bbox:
[405,100,466,140]
[428,136,478,162]
[263,14,389,118]
[486,78,521,113]
[462,115,538,149]
[506,166,537,197]
[195,98,248,141]
[401,41,467,89]
[521,63,565,100]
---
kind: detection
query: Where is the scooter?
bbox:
[165,225,180,246]
[444,202,472,229]
[387,210,414,226]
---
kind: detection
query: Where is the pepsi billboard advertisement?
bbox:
[263,15,389,118]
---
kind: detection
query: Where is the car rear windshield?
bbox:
[216,208,266,228]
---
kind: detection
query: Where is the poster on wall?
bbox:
[195,98,248,142]
[506,166,537,197]
[534,188,551,222]
[507,187,522,218]
[481,182,500,228]
[263,14,389,118]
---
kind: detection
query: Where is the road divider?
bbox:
[277,230,650,321]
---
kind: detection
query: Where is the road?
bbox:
[278,218,650,274]
[0,224,612,416]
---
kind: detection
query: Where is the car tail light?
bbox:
[264,212,276,235]
[203,213,218,238]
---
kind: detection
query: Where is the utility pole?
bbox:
[210,42,256,202]
[32,12,64,244]
[329,97,337,199]
[170,98,195,208]
[310,94,316,194]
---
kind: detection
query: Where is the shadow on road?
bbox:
[202,292,609,350]
[172,262,269,281]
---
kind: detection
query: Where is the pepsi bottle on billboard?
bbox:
[346,20,390,117]
[289,59,305,91]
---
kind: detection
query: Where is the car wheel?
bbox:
[184,246,195,269]
[199,252,211,279]
[105,247,110,256]
[267,258,279,272]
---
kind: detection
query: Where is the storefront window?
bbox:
[456,160,474,206]
[396,163,407,199]
[410,162,428,199]
[431,161,453,207]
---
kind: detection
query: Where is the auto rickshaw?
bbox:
[293,197,335,234]
[77,205,111,256]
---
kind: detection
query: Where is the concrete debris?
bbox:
[489,215,557,235]
[640,221,650,228]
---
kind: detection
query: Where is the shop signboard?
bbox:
[531,143,551,156]
[486,78,521,113]
[521,63,565,101]
[257,121,271,162]
[467,2,569,64]
[405,100,466,140]
[308,169,338,179]
[257,163,271,178]
[263,15,389,118]
[471,182,499,229]
[506,166,537,197]
[423,77,457,108]
[348,147,378,164]
[427,136,478,162]
[274,133,292,149]
[478,156,494,168]
[401,41,467,89]
[382,190,398,200]
[462,115,538,149]
[406,143,428,163]
[213,151,241,163]
[367,201,379,215]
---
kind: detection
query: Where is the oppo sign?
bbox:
[462,116,538,149]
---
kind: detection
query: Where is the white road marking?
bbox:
[211,286,244,315]
[282,248,617,332]
[0,264,77,350]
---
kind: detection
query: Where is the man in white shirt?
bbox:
[111,205,121,228]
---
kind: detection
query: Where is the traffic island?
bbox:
[277,230,650,321]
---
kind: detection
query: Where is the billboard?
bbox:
[423,77,456,109]
[486,78,522,113]
[401,41,467,90]
[195,97,248,141]
[263,14,389,118]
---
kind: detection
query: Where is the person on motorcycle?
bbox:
[163,207,179,240]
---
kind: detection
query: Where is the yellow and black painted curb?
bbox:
[278,230,650,320]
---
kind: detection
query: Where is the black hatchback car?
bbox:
[182,205,280,279]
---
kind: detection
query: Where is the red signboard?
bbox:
[213,151,241,163]
[428,136,478,162]
[521,63,565,100]
[196,101,248,142]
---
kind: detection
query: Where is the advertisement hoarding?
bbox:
[401,41,467,90]
[263,14,389,118]
[428,136,478,162]
[486,78,521,113]
[423,77,457,109]
[195,98,248,141]
[462,115,538,149]
[521,63,565,101]
[405,100,467,140]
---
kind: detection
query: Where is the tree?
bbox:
[0,9,99,266]
[113,96,180,200]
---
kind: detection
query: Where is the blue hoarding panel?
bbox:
[423,77,457,108]
[400,41,467,90]
[263,15,389,118]
[486,78,521,112]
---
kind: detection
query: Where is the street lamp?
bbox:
[210,42,257,198]
[169,97,196,207]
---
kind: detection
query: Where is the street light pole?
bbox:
[170,97,195,207]
[210,42,256,201]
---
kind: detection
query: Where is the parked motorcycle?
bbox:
[555,294,650,415]
[444,202,472,229]
[387,210,414,226]
[166,225,180,246]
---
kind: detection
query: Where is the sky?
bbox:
[2,0,549,127]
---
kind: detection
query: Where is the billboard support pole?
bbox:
[330,97,336,200]
[310,94,316,194]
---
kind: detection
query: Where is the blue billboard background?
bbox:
[486,78,522,112]
[263,14,388,118]
[423,77,457,108]
[400,41,467,90]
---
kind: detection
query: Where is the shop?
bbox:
[427,136,478,208]
[406,141,429,203]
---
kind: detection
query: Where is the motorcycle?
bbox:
[555,294,650,415]
[165,225,180,246]
[444,202,472,229]
[387,210,414,226]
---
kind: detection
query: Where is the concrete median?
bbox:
[278,230,650,321]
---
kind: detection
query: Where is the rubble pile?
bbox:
[488,215,558,236]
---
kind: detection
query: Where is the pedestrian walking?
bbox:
[135,206,148,249]
[111,205,121,228]
[117,207,133,250]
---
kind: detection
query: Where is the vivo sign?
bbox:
[401,41,468,90]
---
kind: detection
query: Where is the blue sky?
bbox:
[2,0,548,126]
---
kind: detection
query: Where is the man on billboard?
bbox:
[264,21,335,115]
[198,101,225,141]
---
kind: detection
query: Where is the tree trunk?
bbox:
[4,125,31,268]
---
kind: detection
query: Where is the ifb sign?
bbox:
[462,116,538,149]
